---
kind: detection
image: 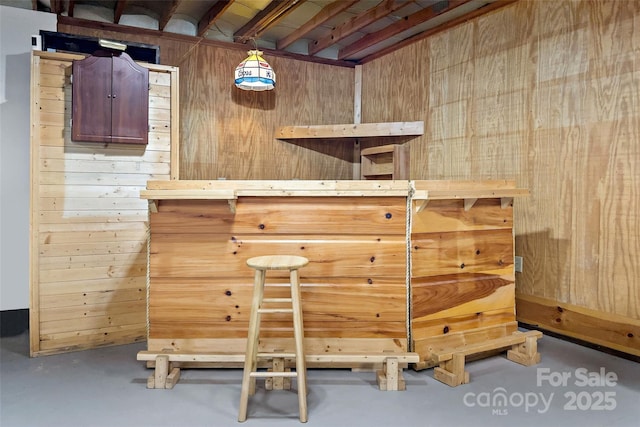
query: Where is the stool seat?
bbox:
[246,255,309,271]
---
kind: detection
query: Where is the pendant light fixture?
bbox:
[234,49,276,91]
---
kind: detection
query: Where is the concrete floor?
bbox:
[1,330,638,427]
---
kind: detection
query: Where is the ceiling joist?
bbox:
[338,0,474,60]
[308,0,408,56]
[197,0,234,37]
[360,0,518,64]
[49,0,64,14]
[276,0,358,51]
[67,0,75,17]
[158,0,182,31]
[234,0,305,42]
[114,0,128,24]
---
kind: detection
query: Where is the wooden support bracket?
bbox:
[376,357,407,391]
[433,353,469,387]
[501,197,513,209]
[352,140,361,180]
[143,190,239,213]
[463,198,477,211]
[139,350,245,389]
[265,357,292,390]
[431,330,543,387]
[412,360,430,371]
[412,188,528,213]
[146,354,182,389]
[138,351,419,390]
[165,367,181,389]
[507,334,542,366]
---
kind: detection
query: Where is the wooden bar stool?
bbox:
[238,255,309,423]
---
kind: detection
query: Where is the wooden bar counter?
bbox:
[141,180,527,367]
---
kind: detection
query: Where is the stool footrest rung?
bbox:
[262,298,292,303]
[257,352,296,359]
[250,371,298,378]
[257,308,293,313]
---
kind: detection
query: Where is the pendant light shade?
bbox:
[234,50,276,91]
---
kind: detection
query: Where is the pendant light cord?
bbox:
[175,34,260,68]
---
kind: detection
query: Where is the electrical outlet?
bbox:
[514,256,523,273]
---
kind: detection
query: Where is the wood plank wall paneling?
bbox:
[362,0,639,354]
[30,52,176,356]
[57,23,356,181]
[148,198,408,350]
[410,191,516,361]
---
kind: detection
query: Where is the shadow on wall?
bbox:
[284,135,417,163]
[231,85,276,110]
[515,228,571,302]
[280,138,355,162]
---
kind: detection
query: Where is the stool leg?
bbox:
[239,269,266,422]
[290,268,308,423]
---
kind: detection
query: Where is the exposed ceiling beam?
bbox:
[276,0,358,51]
[234,0,305,42]
[360,0,518,64]
[338,0,473,60]
[68,0,75,17]
[308,0,410,56]
[158,0,182,31]
[197,0,234,37]
[114,0,128,24]
[50,0,64,14]
[57,16,355,68]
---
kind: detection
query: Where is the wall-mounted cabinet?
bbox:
[72,52,149,144]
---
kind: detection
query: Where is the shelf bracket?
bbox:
[228,199,237,214]
[416,199,429,213]
[148,200,158,213]
[500,197,513,209]
[463,198,477,211]
[353,140,361,180]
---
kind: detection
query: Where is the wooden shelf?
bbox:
[140,189,237,200]
[140,181,411,213]
[413,188,529,212]
[140,182,528,214]
[140,189,237,213]
[275,121,424,140]
[143,180,409,195]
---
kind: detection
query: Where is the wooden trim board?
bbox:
[516,293,640,357]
